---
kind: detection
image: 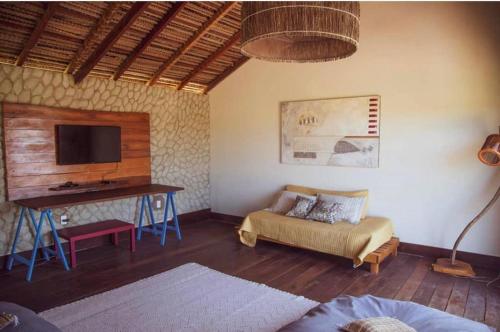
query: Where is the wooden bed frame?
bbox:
[363,237,399,274]
[235,226,399,274]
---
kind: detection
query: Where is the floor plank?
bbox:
[485,280,500,329]
[301,260,367,302]
[393,256,431,301]
[371,254,419,299]
[464,279,487,322]
[428,272,455,311]
[0,218,498,329]
[446,277,471,317]
[412,269,443,306]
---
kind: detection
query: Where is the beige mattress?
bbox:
[238,210,394,266]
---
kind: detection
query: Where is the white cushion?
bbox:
[319,193,366,224]
[270,191,316,215]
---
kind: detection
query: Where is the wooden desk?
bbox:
[15,184,183,210]
[7,184,184,282]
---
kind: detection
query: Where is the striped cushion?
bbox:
[319,194,366,224]
[285,185,369,219]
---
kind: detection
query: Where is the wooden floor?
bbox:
[1,219,499,329]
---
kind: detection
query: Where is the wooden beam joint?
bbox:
[66,2,121,75]
[16,3,59,67]
[73,2,148,84]
[113,2,186,81]
[204,56,249,94]
[148,2,237,86]
[177,30,241,90]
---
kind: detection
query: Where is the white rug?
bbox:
[40,263,318,332]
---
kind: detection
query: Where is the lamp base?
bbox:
[432,258,475,277]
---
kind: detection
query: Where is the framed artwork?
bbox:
[281,95,380,168]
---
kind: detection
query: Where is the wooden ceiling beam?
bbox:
[204,56,249,94]
[177,30,240,90]
[16,3,59,66]
[148,2,237,86]
[73,2,148,84]
[57,5,101,22]
[66,3,121,75]
[113,2,186,81]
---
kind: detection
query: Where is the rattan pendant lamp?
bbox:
[240,1,360,62]
[433,129,500,277]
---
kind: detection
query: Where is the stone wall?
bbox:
[0,64,210,256]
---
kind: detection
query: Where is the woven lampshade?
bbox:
[240,1,360,62]
[478,133,500,166]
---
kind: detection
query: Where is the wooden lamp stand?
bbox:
[433,130,499,277]
[432,186,499,277]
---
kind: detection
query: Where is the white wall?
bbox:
[209,2,500,257]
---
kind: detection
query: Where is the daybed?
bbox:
[238,185,398,273]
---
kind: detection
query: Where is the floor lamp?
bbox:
[433,130,500,277]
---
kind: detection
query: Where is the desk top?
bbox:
[15,184,184,211]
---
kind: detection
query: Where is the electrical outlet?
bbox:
[60,214,69,225]
[153,195,163,210]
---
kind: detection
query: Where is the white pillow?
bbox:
[319,193,366,224]
[270,191,316,215]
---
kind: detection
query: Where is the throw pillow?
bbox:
[285,195,316,219]
[306,200,343,224]
[285,185,369,219]
[319,193,366,224]
[270,191,316,215]
[342,317,416,332]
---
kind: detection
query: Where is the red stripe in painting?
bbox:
[369,114,377,118]
[369,103,378,106]
[369,109,378,112]
[369,98,378,101]
[368,131,377,134]
[369,125,377,128]
[369,120,377,123]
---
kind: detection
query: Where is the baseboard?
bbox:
[399,242,500,272]
[209,212,243,225]
[209,211,500,272]
[179,208,211,223]
[1,208,211,270]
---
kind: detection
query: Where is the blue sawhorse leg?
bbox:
[136,196,146,240]
[169,193,182,241]
[160,192,182,246]
[145,195,159,236]
[27,209,50,261]
[46,209,70,271]
[7,207,70,282]
[159,193,171,246]
[136,192,182,246]
[6,207,26,271]
[136,195,161,240]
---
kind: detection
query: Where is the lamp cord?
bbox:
[486,273,500,287]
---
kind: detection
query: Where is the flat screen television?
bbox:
[56,125,121,165]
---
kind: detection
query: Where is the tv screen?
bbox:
[56,125,121,165]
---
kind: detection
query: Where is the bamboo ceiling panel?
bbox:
[0,1,247,94]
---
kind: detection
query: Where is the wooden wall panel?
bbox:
[2,102,152,201]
